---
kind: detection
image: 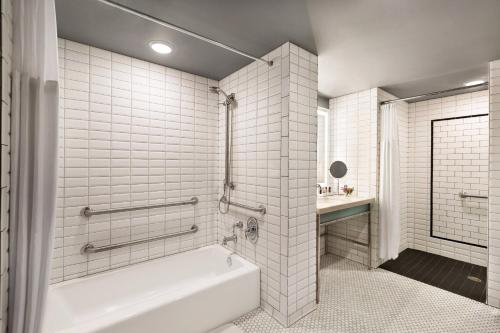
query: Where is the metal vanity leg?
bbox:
[368,205,372,269]
[316,213,320,304]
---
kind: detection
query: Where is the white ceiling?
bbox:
[307,0,500,98]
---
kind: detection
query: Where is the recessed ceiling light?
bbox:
[464,80,485,87]
[149,41,172,54]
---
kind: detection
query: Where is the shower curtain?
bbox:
[9,0,59,332]
[379,103,401,261]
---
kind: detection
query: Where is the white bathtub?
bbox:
[42,245,260,333]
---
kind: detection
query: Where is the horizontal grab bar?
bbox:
[81,225,198,254]
[220,197,266,215]
[81,197,198,217]
[458,192,488,199]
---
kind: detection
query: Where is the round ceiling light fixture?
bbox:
[464,80,485,87]
[149,41,172,54]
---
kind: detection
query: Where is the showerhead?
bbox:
[209,86,235,105]
[209,86,229,98]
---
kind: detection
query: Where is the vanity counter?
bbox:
[316,196,375,215]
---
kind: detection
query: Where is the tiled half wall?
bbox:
[217,43,318,326]
[489,58,500,308]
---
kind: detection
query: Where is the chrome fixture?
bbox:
[380,82,488,105]
[81,225,198,254]
[222,234,237,246]
[233,221,243,233]
[95,0,273,66]
[245,217,259,244]
[210,86,235,214]
[209,87,235,106]
[209,86,267,215]
[219,196,266,215]
[459,191,488,199]
[81,197,198,217]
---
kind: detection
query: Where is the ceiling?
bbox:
[55,0,315,80]
[307,0,500,98]
[55,0,500,99]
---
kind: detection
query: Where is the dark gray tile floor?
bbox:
[379,248,487,303]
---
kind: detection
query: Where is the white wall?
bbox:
[432,116,488,246]
[0,0,12,330]
[407,90,489,265]
[326,88,408,267]
[217,43,317,326]
[52,39,219,282]
[488,58,500,308]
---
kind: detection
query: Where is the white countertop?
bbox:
[316,196,376,215]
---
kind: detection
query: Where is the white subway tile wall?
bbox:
[52,39,219,282]
[432,116,488,246]
[407,90,489,265]
[489,59,500,307]
[0,0,12,330]
[286,44,318,325]
[326,90,377,266]
[328,90,374,196]
[217,43,318,326]
[326,89,408,267]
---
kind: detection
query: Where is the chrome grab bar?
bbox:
[81,197,198,217]
[458,191,488,199]
[81,225,198,254]
[220,197,266,215]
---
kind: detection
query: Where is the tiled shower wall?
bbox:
[52,39,219,282]
[407,90,489,265]
[325,89,408,267]
[0,0,12,330]
[217,43,317,326]
[432,116,488,246]
[489,58,500,308]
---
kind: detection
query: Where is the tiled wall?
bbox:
[286,44,317,324]
[325,90,377,266]
[217,43,317,326]
[328,90,375,196]
[407,90,489,265]
[432,116,488,246]
[0,0,12,331]
[489,59,500,307]
[325,89,407,267]
[52,39,219,282]
[54,39,318,326]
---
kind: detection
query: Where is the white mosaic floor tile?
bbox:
[234,255,500,332]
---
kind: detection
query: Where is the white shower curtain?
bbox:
[9,0,59,332]
[379,103,401,261]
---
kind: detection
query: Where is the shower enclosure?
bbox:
[380,85,490,303]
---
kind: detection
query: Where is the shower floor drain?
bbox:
[467,276,482,283]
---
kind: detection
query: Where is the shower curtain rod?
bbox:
[95,0,273,66]
[379,82,489,105]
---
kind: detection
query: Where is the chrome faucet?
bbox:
[222,234,237,245]
[222,221,242,245]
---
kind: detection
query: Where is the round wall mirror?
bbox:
[330,161,347,179]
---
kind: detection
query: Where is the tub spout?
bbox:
[222,234,237,246]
